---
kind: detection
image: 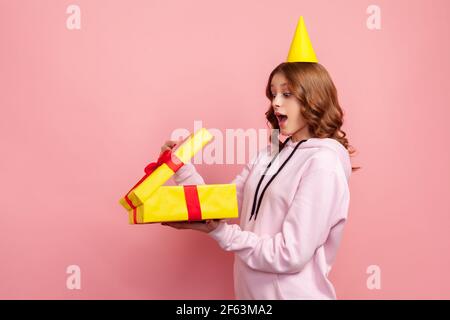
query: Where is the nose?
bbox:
[272,94,282,109]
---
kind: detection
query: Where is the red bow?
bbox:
[144,149,183,175]
[124,149,184,223]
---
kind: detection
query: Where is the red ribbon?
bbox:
[124,149,184,224]
[183,185,203,221]
[143,149,183,175]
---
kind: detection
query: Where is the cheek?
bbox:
[286,103,303,123]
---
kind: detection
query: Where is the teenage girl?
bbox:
[162,62,358,299]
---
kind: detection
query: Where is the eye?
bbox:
[271,92,291,98]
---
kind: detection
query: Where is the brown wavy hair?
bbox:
[265,62,360,172]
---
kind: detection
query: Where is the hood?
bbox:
[284,137,352,181]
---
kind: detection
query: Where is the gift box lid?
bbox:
[119,127,213,210]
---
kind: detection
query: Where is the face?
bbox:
[270,72,310,141]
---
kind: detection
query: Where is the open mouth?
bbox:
[275,113,288,126]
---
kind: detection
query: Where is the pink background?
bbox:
[1,0,449,299]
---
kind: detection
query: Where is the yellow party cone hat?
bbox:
[286,16,318,63]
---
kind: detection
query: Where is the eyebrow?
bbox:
[270,83,288,88]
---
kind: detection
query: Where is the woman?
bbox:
[162,62,359,299]
[162,18,359,299]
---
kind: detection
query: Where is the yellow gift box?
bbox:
[128,184,239,224]
[119,128,213,211]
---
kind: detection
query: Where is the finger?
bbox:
[160,145,171,154]
[165,140,177,148]
[163,222,206,231]
[163,222,189,229]
[162,224,181,230]
[160,141,178,154]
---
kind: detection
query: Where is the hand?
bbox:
[160,135,190,156]
[160,139,180,155]
[161,219,221,233]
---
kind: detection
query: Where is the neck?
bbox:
[291,124,311,142]
[290,126,311,142]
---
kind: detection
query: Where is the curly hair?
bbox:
[265,62,360,172]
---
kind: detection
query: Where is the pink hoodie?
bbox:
[173,137,351,299]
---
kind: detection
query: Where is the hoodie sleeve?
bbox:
[207,161,348,274]
[173,162,205,185]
